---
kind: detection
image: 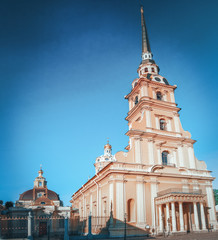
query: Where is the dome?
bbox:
[104,143,112,149]
[19,189,59,201]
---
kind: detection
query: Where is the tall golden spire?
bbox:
[141,6,151,54]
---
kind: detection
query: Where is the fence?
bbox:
[0,216,28,239]
[0,213,110,239]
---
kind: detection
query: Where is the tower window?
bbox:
[134,82,138,87]
[160,119,166,130]
[156,92,162,100]
[162,151,168,165]
[151,68,155,72]
[135,96,139,105]
[144,68,148,73]
[39,182,42,187]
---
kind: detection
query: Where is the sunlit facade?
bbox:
[71,7,217,235]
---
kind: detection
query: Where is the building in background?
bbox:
[15,167,70,217]
[71,7,217,236]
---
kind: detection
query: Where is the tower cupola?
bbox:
[34,166,47,188]
[104,141,112,156]
[95,141,116,173]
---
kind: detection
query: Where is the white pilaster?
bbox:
[171,202,177,232]
[145,108,152,128]
[116,182,124,221]
[170,91,175,103]
[136,181,145,227]
[143,83,148,96]
[135,138,142,164]
[172,150,177,166]
[178,145,184,167]
[174,113,180,133]
[179,202,185,232]
[99,188,101,217]
[155,117,159,129]
[200,203,207,230]
[168,119,172,131]
[193,202,199,230]
[90,195,92,215]
[157,147,161,165]
[141,83,148,97]
[128,100,131,110]
[206,186,216,224]
[109,182,113,213]
[188,146,196,169]
[148,139,154,165]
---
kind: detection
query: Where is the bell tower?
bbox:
[124,6,200,170]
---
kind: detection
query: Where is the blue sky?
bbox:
[0,0,218,206]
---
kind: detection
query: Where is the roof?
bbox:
[19,189,59,201]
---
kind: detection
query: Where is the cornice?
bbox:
[125,129,196,144]
[125,78,176,99]
[125,98,179,121]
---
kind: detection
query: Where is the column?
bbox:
[193,202,199,231]
[179,202,185,232]
[166,203,170,232]
[135,138,142,164]
[150,180,158,228]
[27,212,33,240]
[200,203,206,230]
[158,205,163,232]
[171,202,177,232]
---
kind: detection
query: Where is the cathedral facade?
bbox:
[71,7,217,234]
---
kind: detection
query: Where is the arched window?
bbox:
[127,199,135,222]
[162,151,168,165]
[135,96,138,105]
[144,67,148,73]
[160,119,166,130]
[134,82,138,88]
[151,67,155,72]
[156,91,162,100]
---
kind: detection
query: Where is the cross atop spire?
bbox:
[140,6,153,62]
